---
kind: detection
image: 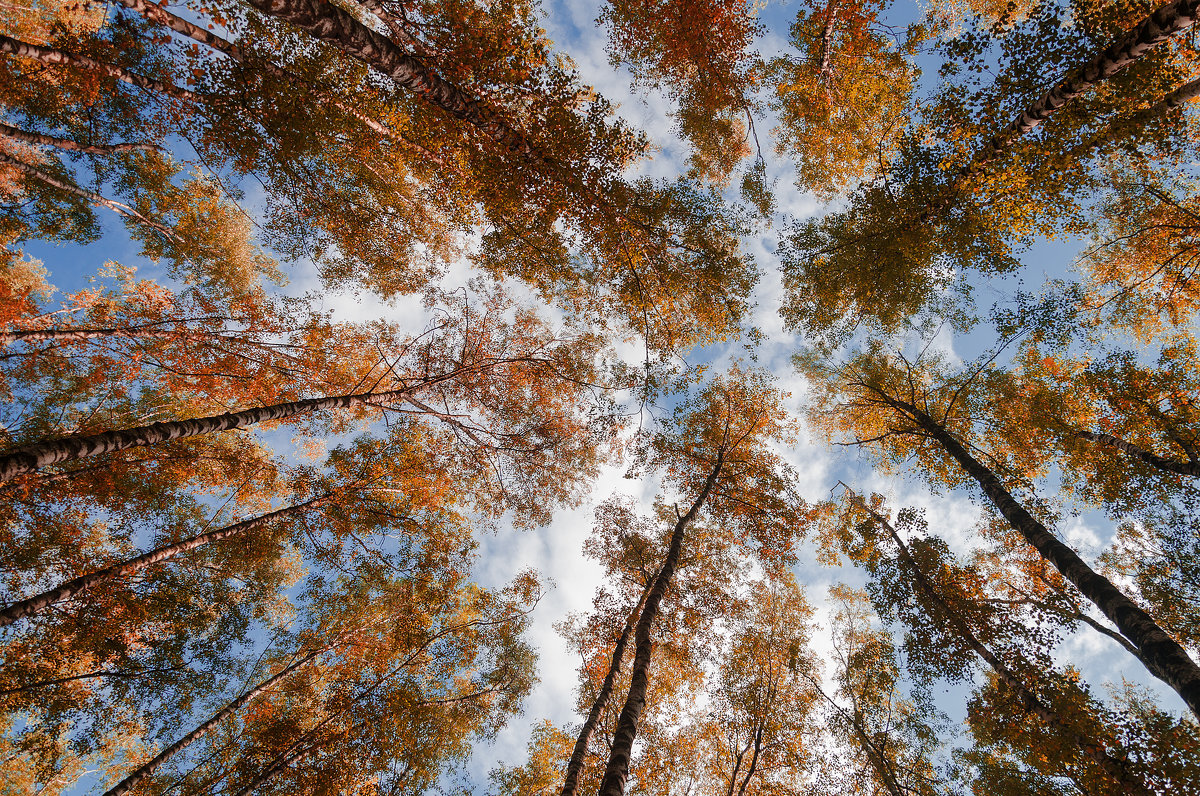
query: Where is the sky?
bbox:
[21,0,1187,790]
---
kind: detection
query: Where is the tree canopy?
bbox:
[2,0,1199,793]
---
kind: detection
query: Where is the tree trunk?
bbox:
[846,489,1153,794]
[112,0,400,143]
[734,724,764,796]
[0,33,199,102]
[885,0,1200,235]
[103,649,325,796]
[961,0,1200,181]
[1078,429,1200,477]
[0,493,331,627]
[0,383,420,482]
[875,393,1200,719]
[241,0,537,159]
[560,582,652,796]
[597,453,725,796]
[816,1,839,84]
[0,121,160,154]
[0,152,181,242]
[0,323,291,355]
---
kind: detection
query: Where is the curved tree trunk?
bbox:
[0,383,419,482]
[874,392,1200,719]
[0,493,331,627]
[597,453,725,796]
[103,649,325,796]
[241,0,537,158]
[560,581,652,796]
[846,489,1154,794]
[1078,429,1200,477]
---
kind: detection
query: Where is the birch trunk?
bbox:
[877,393,1200,719]
[103,649,325,796]
[847,490,1153,794]
[0,121,159,154]
[1078,429,1200,477]
[0,494,331,626]
[0,152,181,242]
[960,0,1200,181]
[891,0,1200,231]
[560,582,652,796]
[597,453,725,796]
[241,0,537,158]
[0,384,418,482]
[0,33,199,102]
[816,2,839,84]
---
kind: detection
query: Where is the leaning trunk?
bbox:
[0,493,331,627]
[0,33,198,102]
[847,491,1153,794]
[0,121,158,154]
[1078,429,1200,477]
[103,649,325,796]
[0,152,180,242]
[880,394,1200,719]
[242,0,536,158]
[0,384,418,482]
[597,453,725,796]
[560,582,652,796]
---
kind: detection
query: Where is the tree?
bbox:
[601,0,763,182]
[804,346,1200,717]
[693,574,818,796]
[833,490,1160,793]
[597,368,805,795]
[106,559,540,794]
[770,0,922,198]
[806,586,950,796]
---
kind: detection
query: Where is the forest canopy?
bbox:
[1,0,1199,793]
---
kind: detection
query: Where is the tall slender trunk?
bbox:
[0,322,298,364]
[0,382,423,482]
[112,0,399,143]
[560,581,652,796]
[959,0,1200,182]
[0,325,233,345]
[873,391,1200,719]
[0,493,331,627]
[241,0,537,159]
[0,121,159,154]
[0,152,181,242]
[1078,429,1200,477]
[597,453,725,796]
[816,1,839,84]
[103,649,325,796]
[846,489,1153,794]
[733,724,764,796]
[0,33,199,103]
[875,0,1200,239]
